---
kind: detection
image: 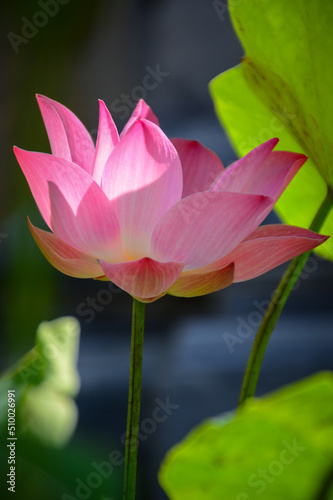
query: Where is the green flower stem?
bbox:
[123,298,146,500]
[238,188,333,408]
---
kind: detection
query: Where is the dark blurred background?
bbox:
[0,1,332,499]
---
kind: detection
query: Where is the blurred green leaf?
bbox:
[210,0,333,261]
[160,372,333,500]
[0,316,80,447]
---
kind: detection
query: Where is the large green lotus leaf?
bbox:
[0,317,80,447]
[159,372,333,500]
[210,66,333,261]
[210,0,333,261]
[232,0,333,187]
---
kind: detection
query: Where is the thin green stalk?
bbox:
[238,188,333,408]
[123,298,145,500]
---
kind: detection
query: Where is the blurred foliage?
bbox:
[0,317,124,499]
[160,372,333,500]
[0,317,122,500]
[210,0,333,261]
[0,434,123,499]
[0,318,124,499]
[0,316,80,447]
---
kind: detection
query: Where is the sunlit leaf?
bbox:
[160,372,333,500]
[0,317,80,447]
[210,0,333,261]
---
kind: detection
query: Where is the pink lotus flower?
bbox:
[14,96,327,303]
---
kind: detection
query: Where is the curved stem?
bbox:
[238,188,333,408]
[123,298,145,500]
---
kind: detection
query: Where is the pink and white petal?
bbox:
[213,138,306,203]
[213,138,279,192]
[244,151,306,202]
[202,224,328,282]
[167,262,234,298]
[14,148,113,229]
[36,94,95,175]
[28,219,103,278]
[121,99,159,137]
[100,257,184,299]
[151,191,272,270]
[49,182,124,262]
[171,138,224,198]
[102,119,182,258]
[241,224,326,242]
[92,100,119,185]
